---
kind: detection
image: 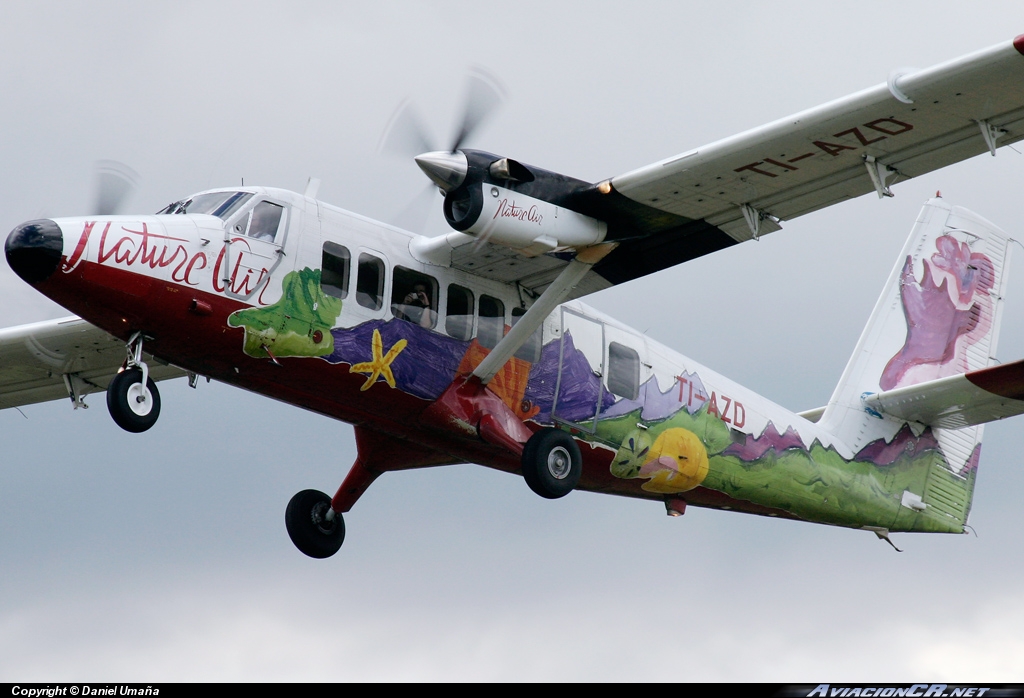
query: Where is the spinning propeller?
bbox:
[379,69,505,232]
[379,67,505,162]
[92,160,139,216]
[379,70,601,255]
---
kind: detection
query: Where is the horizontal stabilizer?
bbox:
[863,359,1024,428]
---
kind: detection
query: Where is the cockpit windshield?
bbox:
[158,191,253,219]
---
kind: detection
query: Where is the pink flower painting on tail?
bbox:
[880,235,994,390]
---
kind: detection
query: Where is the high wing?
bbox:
[589,35,1024,284]
[420,35,1024,295]
[0,317,185,411]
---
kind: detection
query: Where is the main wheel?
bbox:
[106,368,161,433]
[285,489,345,558]
[521,428,582,499]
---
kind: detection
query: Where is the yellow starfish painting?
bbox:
[349,329,408,391]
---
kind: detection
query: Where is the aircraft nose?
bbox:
[5,219,63,284]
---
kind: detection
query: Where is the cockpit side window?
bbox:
[234,201,286,242]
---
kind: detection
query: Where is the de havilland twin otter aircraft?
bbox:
[5,37,1024,558]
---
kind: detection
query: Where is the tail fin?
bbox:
[819,197,1013,529]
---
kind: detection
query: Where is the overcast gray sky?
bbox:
[2,0,1024,681]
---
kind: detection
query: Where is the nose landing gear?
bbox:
[106,332,161,433]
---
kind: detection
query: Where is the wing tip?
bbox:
[1014,34,1024,56]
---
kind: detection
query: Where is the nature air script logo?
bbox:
[493,198,543,225]
[228,267,341,359]
[882,234,996,390]
[62,221,280,302]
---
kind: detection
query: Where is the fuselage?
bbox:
[6,186,972,534]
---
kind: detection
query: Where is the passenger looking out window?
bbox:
[391,267,438,329]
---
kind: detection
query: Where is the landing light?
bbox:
[665,499,687,517]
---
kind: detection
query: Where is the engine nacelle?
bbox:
[444,183,607,255]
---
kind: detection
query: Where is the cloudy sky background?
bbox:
[2,0,1024,681]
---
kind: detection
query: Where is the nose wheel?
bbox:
[285,489,346,558]
[107,367,161,432]
[106,331,161,433]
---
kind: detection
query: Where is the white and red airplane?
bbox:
[4,36,1024,558]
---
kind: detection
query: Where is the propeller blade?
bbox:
[378,99,436,158]
[393,183,442,234]
[93,160,138,216]
[449,67,506,152]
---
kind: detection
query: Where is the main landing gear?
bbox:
[521,427,582,499]
[107,332,161,433]
[285,489,345,558]
[281,426,583,558]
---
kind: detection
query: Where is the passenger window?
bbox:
[391,266,438,329]
[479,295,505,349]
[321,242,350,299]
[607,342,640,400]
[356,254,385,310]
[511,307,542,362]
[234,201,286,242]
[446,285,475,340]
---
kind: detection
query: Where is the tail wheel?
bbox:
[521,428,582,499]
[106,367,161,433]
[285,489,345,559]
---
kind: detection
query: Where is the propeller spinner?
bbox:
[414,151,467,192]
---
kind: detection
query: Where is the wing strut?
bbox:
[472,242,617,385]
[62,372,93,409]
[740,203,781,240]
[864,155,901,198]
[976,119,1009,156]
[421,243,618,458]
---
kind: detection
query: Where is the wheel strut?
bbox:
[126,331,150,388]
